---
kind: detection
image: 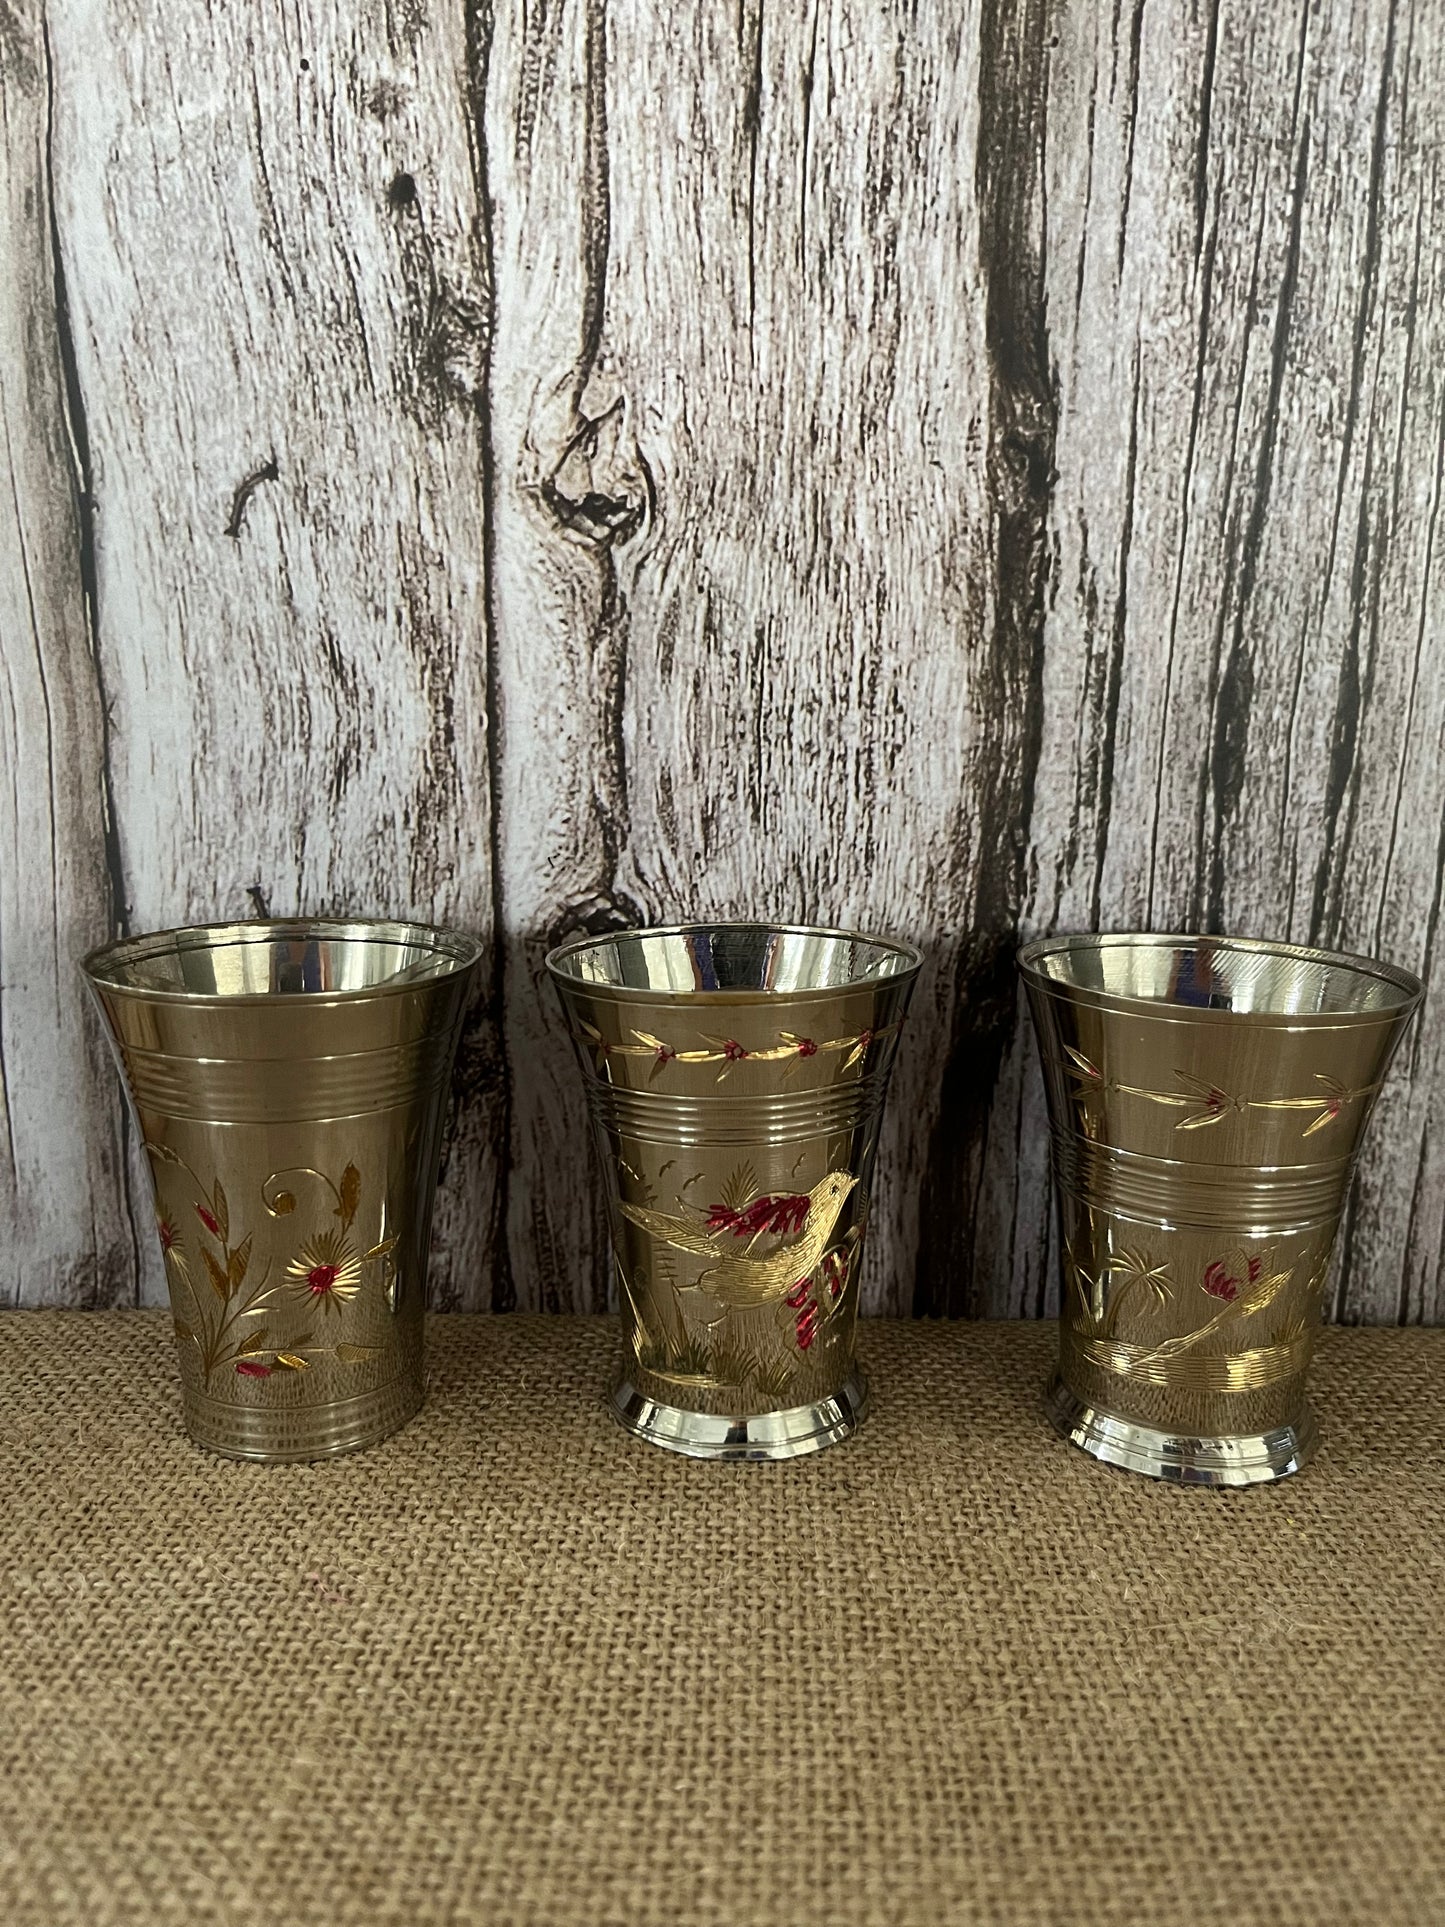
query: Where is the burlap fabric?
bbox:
[1,1314,1441,1927]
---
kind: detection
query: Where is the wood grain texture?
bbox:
[2,0,1441,1318]
[0,0,132,1305]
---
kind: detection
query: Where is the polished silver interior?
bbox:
[84,920,481,999]
[1022,934,1420,1017]
[547,924,921,995]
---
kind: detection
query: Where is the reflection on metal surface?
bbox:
[84,918,480,1462]
[548,923,920,1460]
[1022,932,1422,1485]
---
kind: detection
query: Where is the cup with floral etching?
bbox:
[83,918,481,1461]
[547,922,921,1460]
[1020,933,1422,1486]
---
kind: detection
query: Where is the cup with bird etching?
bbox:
[1020,933,1422,1486]
[83,918,481,1461]
[547,923,922,1460]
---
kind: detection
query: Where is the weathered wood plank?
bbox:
[0,0,133,1305]
[41,0,505,1305]
[3,0,1441,1321]
[483,0,649,1312]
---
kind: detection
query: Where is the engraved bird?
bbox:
[619,1171,858,1310]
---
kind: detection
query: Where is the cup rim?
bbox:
[1017,930,1423,1024]
[544,920,924,1002]
[81,916,484,1006]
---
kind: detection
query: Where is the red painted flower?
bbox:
[157,1218,178,1254]
[721,1040,748,1063]
[1203,1252,1266,1304]
[857,1029,875,1053]
[236,1360,272,1378]
[795,1037,818,1058]
[285,1230,362,1311]
[653,1042,676,1066]
[195,1204,220,1237]
[1202,1260,1240,1303]
[784,1280,812,1311]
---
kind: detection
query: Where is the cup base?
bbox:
[181,1375,425,1464]
[610,1372,868,1461]
[1045,1375,1316,1487]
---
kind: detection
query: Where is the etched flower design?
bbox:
[629,1030,677,1082]
[1202,1253,1264,1304]
[1252,1074,1364,1138]
[840,1027,875,1070]
[1172,1072,1244,1131]
[285,1229,363,1312]
[196,1203,221,1236]
[1064,1045,1105,1093]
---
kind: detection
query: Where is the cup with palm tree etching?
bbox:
[547,923,922,1460]
[1020,933,1422,1486]
[83,918,481,1461]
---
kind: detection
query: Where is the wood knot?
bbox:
[528,382,654,550]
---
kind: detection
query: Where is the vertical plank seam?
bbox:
[913,0,1056,1317]
[1307,0,1399,948]
[463,0,516,1311]
[43,7,143,1302]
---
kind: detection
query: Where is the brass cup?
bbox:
[547,923,922,1460]
[1020,933,1423,1485]
[82,918,481,1461]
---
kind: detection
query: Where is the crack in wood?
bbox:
[223,458,279,540]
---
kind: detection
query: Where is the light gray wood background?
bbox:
[3,0,1442,1319]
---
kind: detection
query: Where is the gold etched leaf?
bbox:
[274,1352,310,1371]
[202,1248,230,1302]
[336,1163,361,1230]
[237,1328,268,1356]
[363,1237,398,1262]
[228,1233,252,1288]
[270,1190,297,1216]
[334,1342,380,1364]
[720,1162,759,1213]
[211,1181,230,1244]
[148,1141,183,1165]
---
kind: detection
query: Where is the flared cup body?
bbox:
[548,923,921,1460]
[83,918,481,1461]
[1020,933,1422,1485]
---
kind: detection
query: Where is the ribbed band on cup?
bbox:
[586,1077,887,1147]
[118,1033,458,1123]
[1051,1130,1352,1235]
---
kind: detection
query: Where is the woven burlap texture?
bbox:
[1,1314,1442,1927]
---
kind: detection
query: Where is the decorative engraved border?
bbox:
[1063,1049,1379,1137]
[576,1019,901,1083]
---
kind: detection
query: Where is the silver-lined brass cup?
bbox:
[547,923,921,1460]
[83,919,481,1462]
[1020,933,1422,1486]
